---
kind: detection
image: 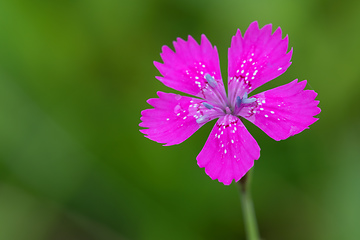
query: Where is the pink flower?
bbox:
[140,21,320,185]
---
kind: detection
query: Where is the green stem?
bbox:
[238,170,260,240]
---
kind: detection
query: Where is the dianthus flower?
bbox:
[140,21,320,185]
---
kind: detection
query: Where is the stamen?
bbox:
[242,98,256,104]
[205,74,217,88]
[202,102,214,109]
[242,92,256,104]
[236,96,242,108]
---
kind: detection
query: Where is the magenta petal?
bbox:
[240,80,321,141]
[228,21,293,103]
[197,115,260,185]
[154,35,225,100]
[140,92,214,146]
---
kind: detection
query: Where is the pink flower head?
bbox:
[140,21,320,185]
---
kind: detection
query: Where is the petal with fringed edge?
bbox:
[196,114,260,185]
[154,35,227,106]
[227,21,293,105]
[140,92,221,146]
[239,80,321,141]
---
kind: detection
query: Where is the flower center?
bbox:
[195,74,256,124]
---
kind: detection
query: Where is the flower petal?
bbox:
[140,92,219,146]
[154,35,227,105]
[240,80,321,141]
[196,115,260,185]
[228,21,293,104]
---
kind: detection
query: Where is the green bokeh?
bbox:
[0,0,359,239]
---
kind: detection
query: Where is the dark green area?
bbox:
[0,0,359,239]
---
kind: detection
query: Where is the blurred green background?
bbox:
[0,0,359,239]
